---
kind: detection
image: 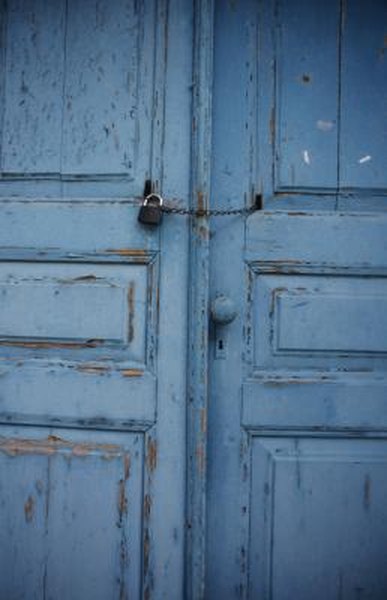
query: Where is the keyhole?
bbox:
[215,335,227,359]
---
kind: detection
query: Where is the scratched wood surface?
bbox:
[1,0,154,192]
[256,0,387,210]
[0,0,192,598]
[2,0,387,597]
[207,1,387,599]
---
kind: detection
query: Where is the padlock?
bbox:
[138,194,163,226]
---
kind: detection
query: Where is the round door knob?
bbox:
[211,295,237,325]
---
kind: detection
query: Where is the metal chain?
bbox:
[138,191,259,217]
[161,204,257,217]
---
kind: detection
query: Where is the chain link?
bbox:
[161,204,257,217]
[136,192,259,217]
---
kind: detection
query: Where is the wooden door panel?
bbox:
[0,219,158,430]
[242,379,387,432]
[0,263,149,350]
[246,212,387,266]
[275,0,340,190]
[1,0,154,191]
[249,272,387,369]
[249,437,387,599]
[340,0,387,190]
[0,201,157,255]
[256,0,387,207]
[0,428,143,600]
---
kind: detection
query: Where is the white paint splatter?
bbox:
[317,120,334,131]
[303,150,311,165]
[358,155,372,164]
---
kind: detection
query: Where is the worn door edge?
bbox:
[185,1,214,598]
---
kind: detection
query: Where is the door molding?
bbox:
[186,1,214,598]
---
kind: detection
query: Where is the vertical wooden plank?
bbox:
[146,0,192,598]
[206,1,255,597]
[0,450,47,598]
[339,0,387,190]
[62,0,140,175]
[256,0,274,202]
[186,1,213,598]
[44,438,143,600]
[2,0,65,173]
[276,0,340,191]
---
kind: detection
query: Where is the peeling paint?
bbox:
[76,364,111,375]
[127,282,135,343]
[144,494,152,519]
[117,452,131,599]
[117,479,128,518]
[196,190,206,215]
[0,436,121,458]
[146,438,157,473]
[143,528,151,574]
[0,339,104,349]
[104,248,148,257]
[124,454,131,480]
[57,274,100,283]
[120,368,143,377]
[24,495,35,523]
[358,155,371,164]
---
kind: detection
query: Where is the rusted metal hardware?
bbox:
[138,180,261,220]
[161,203,257,217]
[137,191,261,219]
[161,192,262,216]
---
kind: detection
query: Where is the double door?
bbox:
[0,1,386,599]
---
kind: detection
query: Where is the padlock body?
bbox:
[138,203,162,226]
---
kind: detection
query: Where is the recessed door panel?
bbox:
[0,428,143,600]
[249,437,387,600]
[1,0,153,190]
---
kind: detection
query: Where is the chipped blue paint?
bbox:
[1,0,387,598]
[0,0,191,598]
[206,1,387,599]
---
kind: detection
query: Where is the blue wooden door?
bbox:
[207,1,387,598]
[2,1,387,598]
[0,1,191,598]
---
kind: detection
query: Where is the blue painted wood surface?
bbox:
[0,0,192,598]
[1,0,387,598]
[207,1,387,599]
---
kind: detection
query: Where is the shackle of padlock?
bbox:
[138,193,163,226]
